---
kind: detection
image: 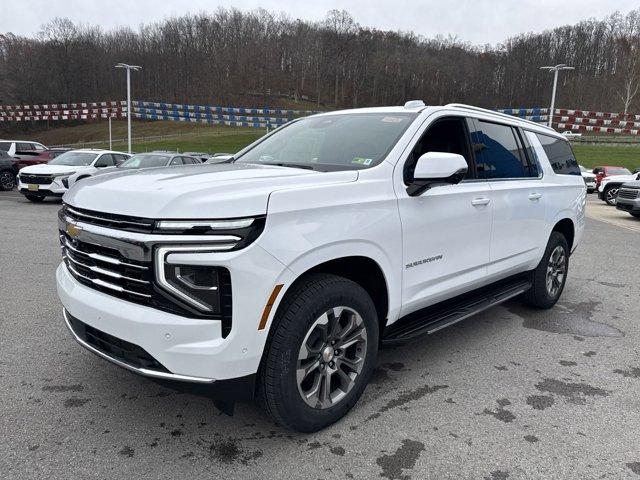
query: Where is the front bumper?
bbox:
[616,198,640,214]
[17,177,67,196]
[56,238,292,382]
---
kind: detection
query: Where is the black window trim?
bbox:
[471,118,544,182]
[514,127,543,180]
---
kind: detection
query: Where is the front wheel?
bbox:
[523,232,569,309]
[603,185,619,206]
[631,212,640,218]
[0,170,16,191]
[258,274,379,432]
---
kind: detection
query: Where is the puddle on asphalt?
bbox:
[507,300,624,338]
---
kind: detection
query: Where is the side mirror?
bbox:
[407,152,468,196]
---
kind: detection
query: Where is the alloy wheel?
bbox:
[296,306,368,409]
[0,171,15,190]
[546,245,566,297]
[605,187,619,205]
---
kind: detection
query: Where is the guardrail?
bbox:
[3,99,640,137]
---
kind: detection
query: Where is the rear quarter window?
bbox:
[535,133,580,175]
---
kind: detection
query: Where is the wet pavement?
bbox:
[2,191,640,479]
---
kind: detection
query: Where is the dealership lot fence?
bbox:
[3,100,640,135]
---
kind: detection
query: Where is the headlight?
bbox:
[61,177,70,188]
[155,245,231,312]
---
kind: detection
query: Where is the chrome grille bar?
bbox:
[65,261,152,298]
[65,250,150,284]
[62,237,148,270]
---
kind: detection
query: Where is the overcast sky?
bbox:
[3,0,639,45]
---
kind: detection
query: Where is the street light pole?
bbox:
[540,64,574,128]
[115,63,142,153]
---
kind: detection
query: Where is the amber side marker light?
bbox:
[259,284,284,330]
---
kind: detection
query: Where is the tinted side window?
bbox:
[535,134,580,176]
[95,154,115,167]
[169,157,183,166]
[17,142,32,151]
[474,121,527,179]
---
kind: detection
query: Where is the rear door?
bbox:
[471,119,547,274]
[397,115,493,315]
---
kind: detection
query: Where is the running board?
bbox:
[382,274,532,344]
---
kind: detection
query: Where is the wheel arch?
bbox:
[551,217,575,251]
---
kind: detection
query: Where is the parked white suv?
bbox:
[579,165,596,193]
[17,149,129,201]
[56,102,586,431]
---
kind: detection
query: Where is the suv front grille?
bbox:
[66,312,170,373]
[20,174,53,184]
[60,231,153,301]
[59,230,233,335]
[618,187,639,200]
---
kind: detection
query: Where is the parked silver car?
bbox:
[67,152,201,187]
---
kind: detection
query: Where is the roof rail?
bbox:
[444,103,555,131]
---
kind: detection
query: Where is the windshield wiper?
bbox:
[261,162,316,170]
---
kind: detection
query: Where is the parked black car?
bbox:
[0,150,18,190]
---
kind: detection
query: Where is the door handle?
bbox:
[528,193,543,201]
[471,197,491,206]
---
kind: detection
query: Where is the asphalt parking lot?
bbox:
[1,191,639,480]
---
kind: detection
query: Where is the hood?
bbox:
[64,163,358,218]
[581,172,596,179]
[602,173,639,184]
[20,163,91,175]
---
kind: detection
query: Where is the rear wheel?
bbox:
[0,170,16,191]
[523,232,569,309]
[603,185,619,206]
[25,194,45,202]
[258,274,379,432]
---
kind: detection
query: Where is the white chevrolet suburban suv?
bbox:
[56,102,586,432]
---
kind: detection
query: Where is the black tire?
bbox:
[258,273,379,432]
[0,170,16,191]
[25,194,45,202]
[603,185,619,206]
[631,212,640,219]
[523,232,569,309]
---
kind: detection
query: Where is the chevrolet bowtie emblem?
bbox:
[66,223,82,238]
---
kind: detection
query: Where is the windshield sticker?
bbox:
[381,116,404,123]
[352,157,373,166]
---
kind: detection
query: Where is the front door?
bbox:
[396,115,493,316]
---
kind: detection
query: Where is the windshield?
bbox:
[234,113,417,171]
[49,152,98,166]
[120,154,170,169]
[0,142,10,152]
[608,168,631,175]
